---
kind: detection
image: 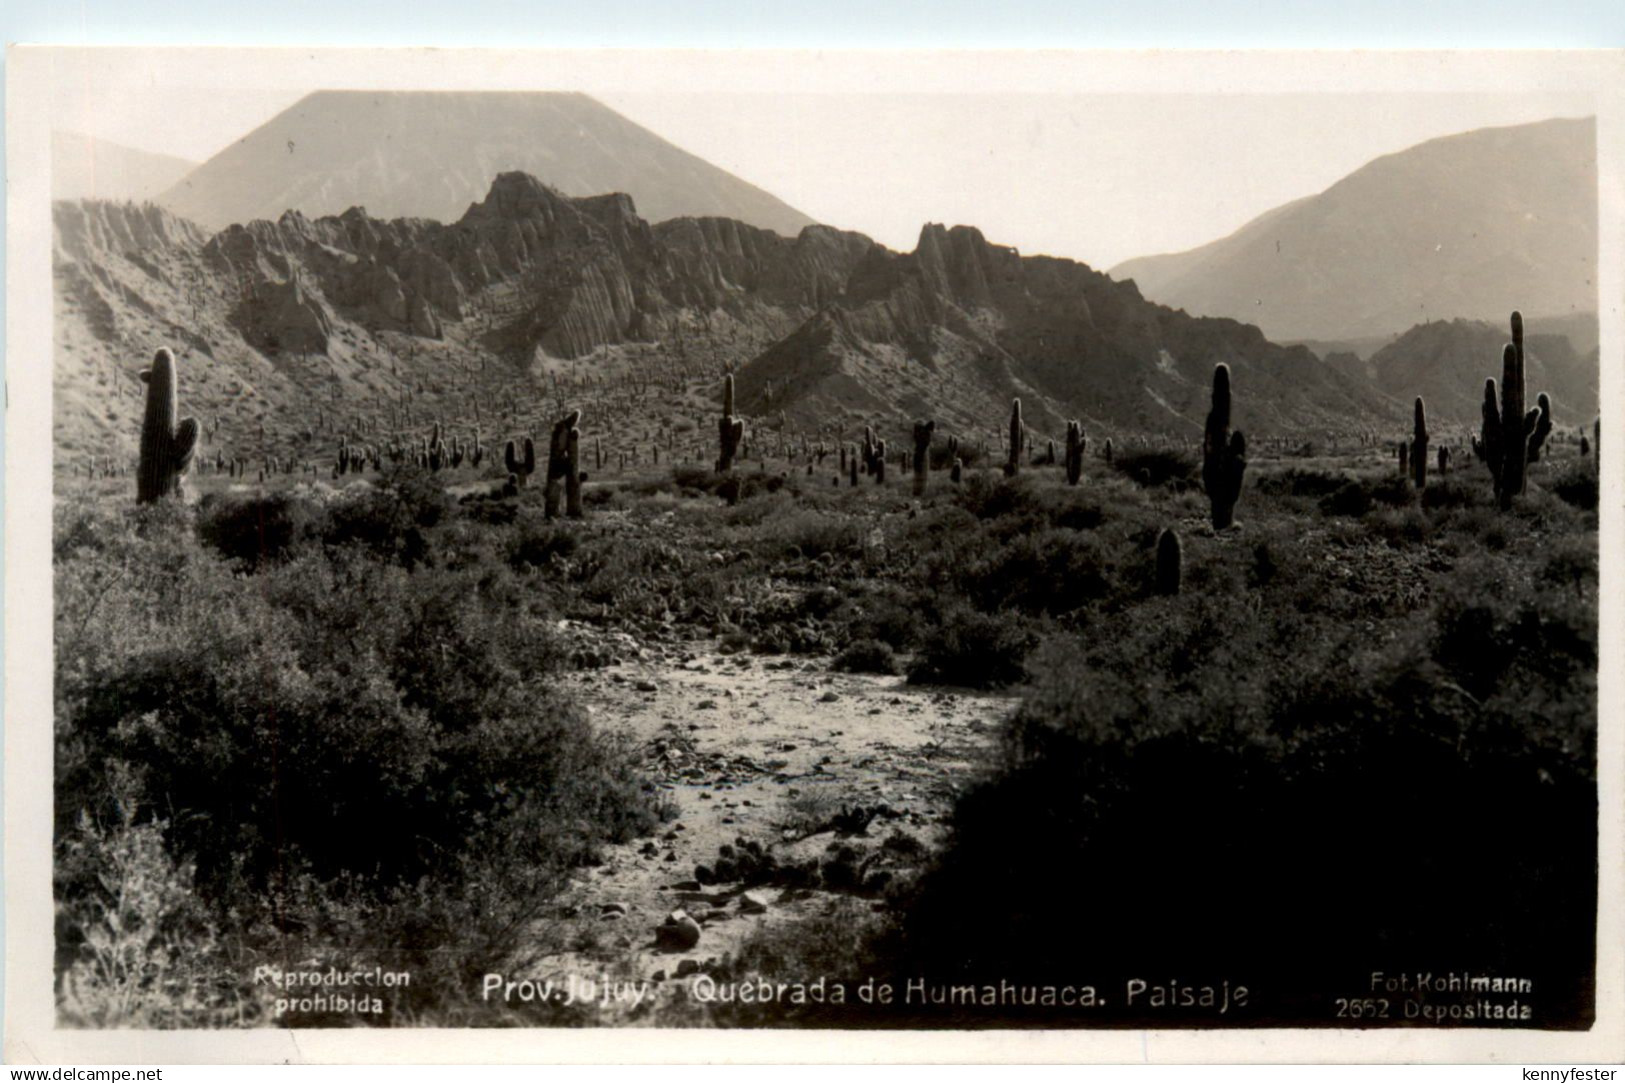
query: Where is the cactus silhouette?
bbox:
[1483,312,1542,508]
[1201,364,1247,530]
[1411,397,1429,489]
[1527,392,1553,463]
[505,436,536,488]
[1065,420,1085,486]
[1005,399,1024,478]
[717,374,744,473]
[912,420,934,496]
[544,410,583,519]
[136,348,199,503]
[1155,529,1182,596]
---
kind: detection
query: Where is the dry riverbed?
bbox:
[506,624,1015,1024]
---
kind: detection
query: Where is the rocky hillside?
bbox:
[1110,118,1598,342]
[155,91,817,237]
[55,173,1400,475]
[1366,316,1599,432]
[737,223,1392,442]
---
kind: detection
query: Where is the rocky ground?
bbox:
[519,625,1015,1024]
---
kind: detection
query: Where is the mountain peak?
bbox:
[154,91,817,237]
[1108,117,1597,342]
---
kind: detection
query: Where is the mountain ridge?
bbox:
[1110,117,1598,342]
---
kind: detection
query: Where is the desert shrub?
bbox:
[1254,467,1348,499]
[946,527,1117,617]
[1362,505,1432,547]
[1110,448,1199,490]
[832,638,901,675]
[1419,477,1482,511]
[887,549,1597,1025]
[319,467,449,568]
[196,490,326,568]
[1319,479,1371,517]
[54,766,259,1028]
[660,466,791,502]
[840,587,926,652]
[54,510,662,1025]
[908,602,1035,688]
[1367,473,1414,507]
[1547,460,1599,511]
[764,509,866,560]
[508,516,580,570]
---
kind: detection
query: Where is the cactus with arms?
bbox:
[1483,312,1542,508]
[136,348,200,503]
[505,436,536,488]
[1201,364,1247,530]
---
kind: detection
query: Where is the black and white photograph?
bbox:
[4,46,1622,1063]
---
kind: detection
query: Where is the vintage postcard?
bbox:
[4,47,1622,1064]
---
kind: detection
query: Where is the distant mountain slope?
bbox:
[1110,118,1597,342]
[153,91,817,237]
[53,131,196,202]
[1366,316,1598,431]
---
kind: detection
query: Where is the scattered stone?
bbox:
[600,902,630,917]
[635,679,658,693]
[672,879,701,892]
[656,911,702,951]
[739,890,770,914]
[819,691,840,703]
[675,959,702,978]
[696,699,718,710]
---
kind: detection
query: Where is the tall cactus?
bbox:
[1483,312,1542,509]
[912,420,934,496]
[1527,392,1553,463]
[1411,397,1429,489]
[1005,399,1024,478]
[136,348,199,503]
[1155,528,1182,596]
[543,410,583,519]
[717,374,743,473]
[1064,420,1085,486]
[1478,379,1501,475]
[1201,364,1247,530]
[505,436,536,488]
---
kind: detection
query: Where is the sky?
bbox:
[42,58,1596,271]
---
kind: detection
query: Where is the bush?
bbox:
[888,550,1597,1025]
[908,603,1034,688]
[54,502,663,1025]
[832,638,901,675]
[1547,461,1598,511]
[1255,467,1348,499]
[1111,448,1199,490]
[196,490,326,568]
[320,468,450,568]
[1319,479,1371,517]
